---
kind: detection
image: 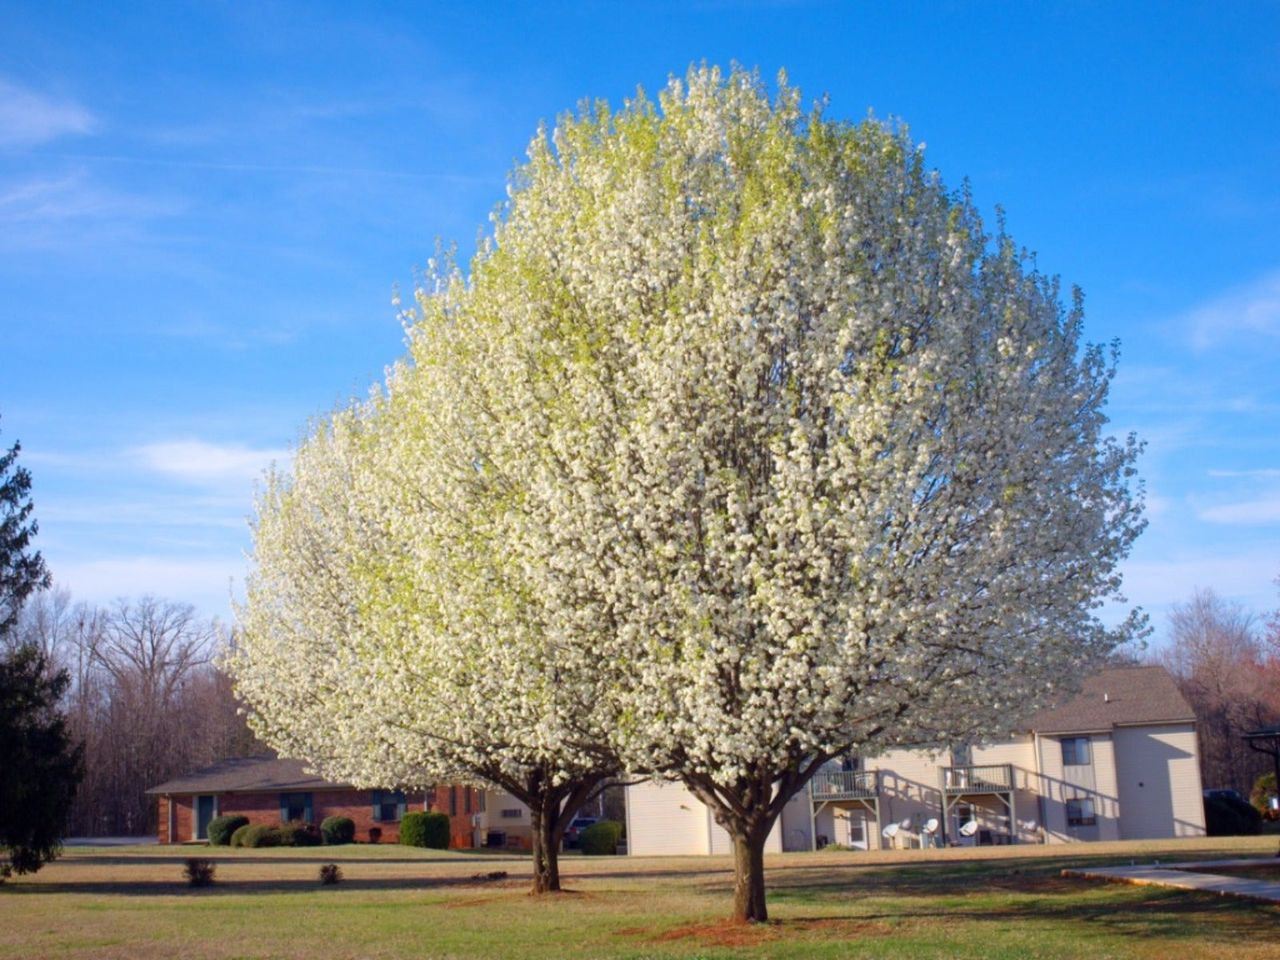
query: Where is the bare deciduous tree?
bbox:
[12,588,258,836]
[1155,588,1279,794]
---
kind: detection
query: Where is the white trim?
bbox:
[624,785,634,856]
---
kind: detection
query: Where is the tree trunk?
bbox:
[529,804,562,894]
[731,829,768,923]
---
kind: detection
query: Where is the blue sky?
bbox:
[2,1,1278,644]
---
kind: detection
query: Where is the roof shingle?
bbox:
[1027,665,1196,734]
[146,756,349,796]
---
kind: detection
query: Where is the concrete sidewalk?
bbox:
[1063,858,1280,904]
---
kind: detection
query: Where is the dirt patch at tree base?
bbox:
[619,917,893,948]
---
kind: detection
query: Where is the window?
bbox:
[280,792,312,823]
[501,808,523,819]
[449,786,458,816]
[478,791,486,813]
[1065,797,1096,827]
[372,790,405,823]
[464,788,472,815]
[1061,737,1091,767]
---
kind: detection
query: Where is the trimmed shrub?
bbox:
[183,857,216,887]
[321,816,355,845]
[319,863,342,885]
[230,824,253,848]
[368,826,382,844]
[1252,772,1278,819]
[237,824,283,848]
[581,819,623,856]
[207,815,249,847]
[400,810,451,849]
[1205,793,1263,836]
[278,821,323,847]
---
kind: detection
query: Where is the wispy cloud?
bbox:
[39,496,249,530]
[1208,467,1280,478]
[1118,546,1280,618]
[131,440,289,488]
[53,555,243,619]
[1188,269,1280,349]
[35,150,494,184]
[0,78,97,146]
[0,171,181,224]
[1198,496,1280,525]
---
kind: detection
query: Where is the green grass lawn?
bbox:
[2,837,1278,959]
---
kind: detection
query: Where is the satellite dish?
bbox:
[899,817,913,831]
[923,818,939,834]
[959,819,979,838]
[882,823,899,838]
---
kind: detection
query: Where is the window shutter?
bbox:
[397,792,407,821]
[372,790,383,822]
[279,794,289,823]
[304,792,313,824]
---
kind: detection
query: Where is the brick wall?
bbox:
[425,784,486,848]
[169,795,193,843]
[159,785,482,848]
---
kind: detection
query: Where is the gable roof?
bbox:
[1027,665,1196,735]
[146,755,350,796]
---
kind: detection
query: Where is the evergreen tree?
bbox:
[0,415,80,876]
[1,417,51,640]
[1,644,83,875]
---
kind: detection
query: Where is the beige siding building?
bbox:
[627,666,1206,854]
[625,780,792,856]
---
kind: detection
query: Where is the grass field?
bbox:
[2,837,1278,959]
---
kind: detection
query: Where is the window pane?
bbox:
[1066,796,1096,826]
[1062,737,1091,766]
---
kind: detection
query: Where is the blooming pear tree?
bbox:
[235,64,1144,921]
[400,66,1145,922]
[229,391,622,894]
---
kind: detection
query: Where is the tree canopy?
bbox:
[233,65,1145,922]
[231,400,622,893]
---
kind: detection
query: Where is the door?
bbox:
[195,796,216,840]
[846,811,868,850]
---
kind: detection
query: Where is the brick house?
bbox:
[147,756,485,847]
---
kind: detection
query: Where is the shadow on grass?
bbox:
[54,853,528,868]
[711,858,1280,948]
[3,874,527,897]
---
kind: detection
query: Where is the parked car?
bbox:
[1203,789,1261,836]
[563,817,599,850]
[1203,788,1246,803]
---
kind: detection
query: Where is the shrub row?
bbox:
[228,821,322,848]
[321,815,356,845]
[400,811,451,849]
[212,816,357,848]
[580,820,623,855]
[207,815,249,847]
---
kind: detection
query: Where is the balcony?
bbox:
[809,769,879,802]
[942,764,1013,794]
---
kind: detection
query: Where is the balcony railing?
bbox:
[809,769,879,801]
[942,764,1013,793]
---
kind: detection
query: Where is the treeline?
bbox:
[5,587,257,837]
[1148,588,1280,798]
